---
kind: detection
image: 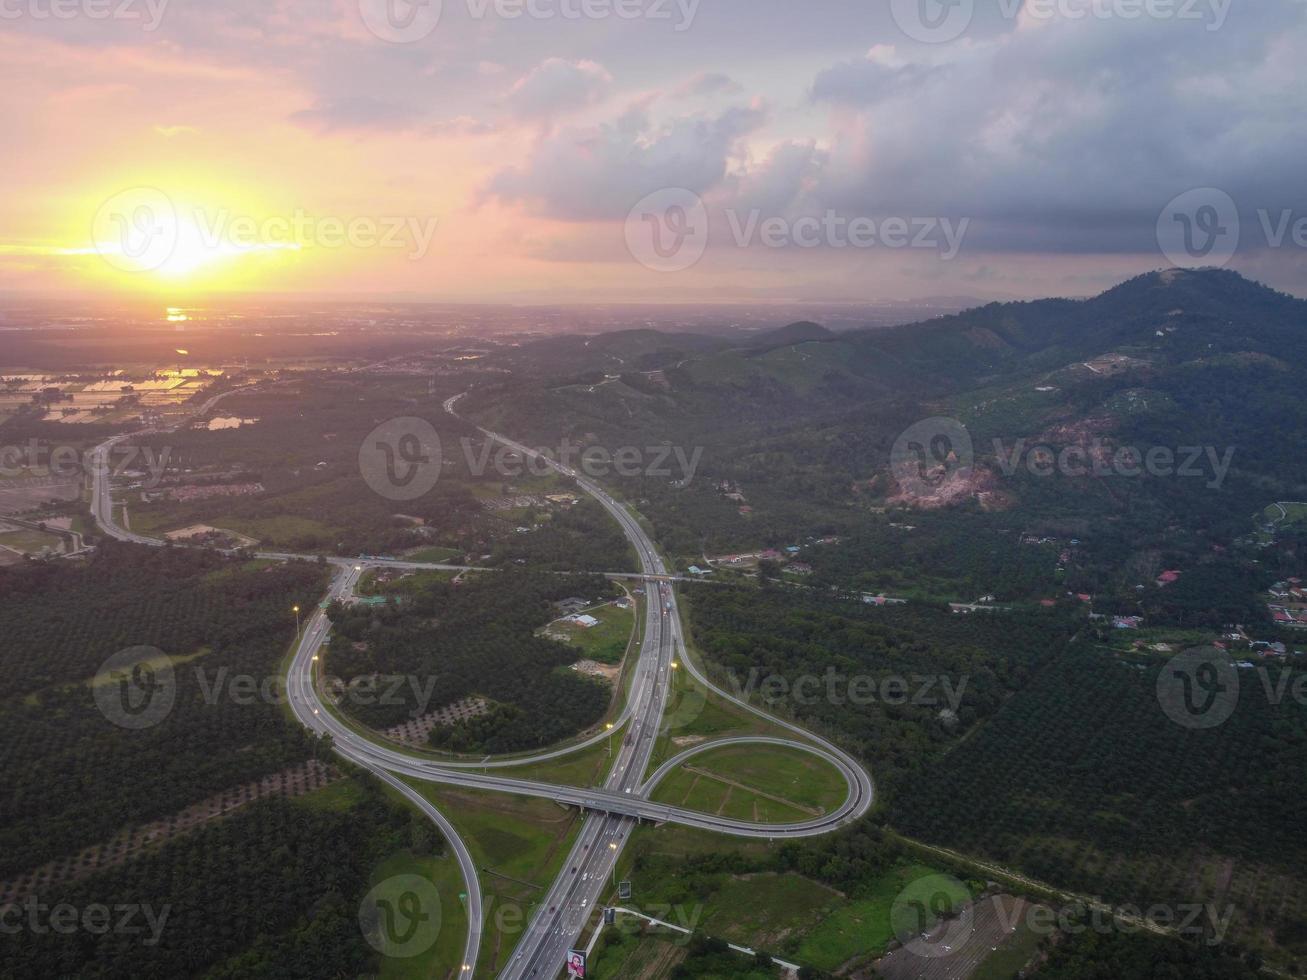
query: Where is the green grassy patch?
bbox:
[795,862,967,971]
[367,847,471,980]
[696,873,841,949]
[643,668,799,779]
[83,646,211,689]
[496,737,617,788]
[0,527,64,554]
[294,778,368,813]
[404,546,464,564]
[543,602,635,666]
[590,923,690,979]
[402,781,583,978]
[649,743,847,822]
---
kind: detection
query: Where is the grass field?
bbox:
[642,667,800,779]
[546,602,634,665]
[294,777,368,813]
[369,847,472,980]
[606,825,829,957]
[589,923,691,979]
[128,503,339,547]
[496,737,617,788]
[1267,502,1307,526]
[0,526,64,554]
[606,823,964,972]
[696,873,841,948]
[1095,626,1220,655]
[404,546,464,564]
[403,781,584,979]
[648,743,847,824]
[362,567,460,595]
[795,863,971,972]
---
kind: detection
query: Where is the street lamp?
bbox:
[605,722,615,758]
[293,605,301,636]
[608,842,618,889]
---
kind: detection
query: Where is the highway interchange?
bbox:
[87,388,874,979]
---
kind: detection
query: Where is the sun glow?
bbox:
[86,186,301,286]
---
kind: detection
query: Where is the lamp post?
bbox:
[609,842,618,889]
[606,722,615,758]
[293,605,301,637]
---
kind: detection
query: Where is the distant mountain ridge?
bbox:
[748,320,835,349]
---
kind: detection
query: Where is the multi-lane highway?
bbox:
[87,388,875,979]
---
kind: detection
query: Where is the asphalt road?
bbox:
[88,387,875,979]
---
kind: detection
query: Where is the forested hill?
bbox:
[855,267,1307,384]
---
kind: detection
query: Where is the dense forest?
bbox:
[467,270,1307,612]
[0,543,331,877]
[325,569,619,751]
[683,584,1077,800]
[1028,926,1264,980]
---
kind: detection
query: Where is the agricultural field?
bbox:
[0,542,331,877]
[0,474,83,516]
[0,774,443,979]
[1,369,221,427]
[892,650,1307,969]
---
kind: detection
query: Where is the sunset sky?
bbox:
[2,0,1305,303]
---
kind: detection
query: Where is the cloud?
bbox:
[674,71,742,99]
[428,115,499,137]
[290,96,424,134]
[811,47,946,105]
[485,101,768,221]
[505,58,613,120]
[792,6,1307,256]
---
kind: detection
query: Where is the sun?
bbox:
[81,184,302,290]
